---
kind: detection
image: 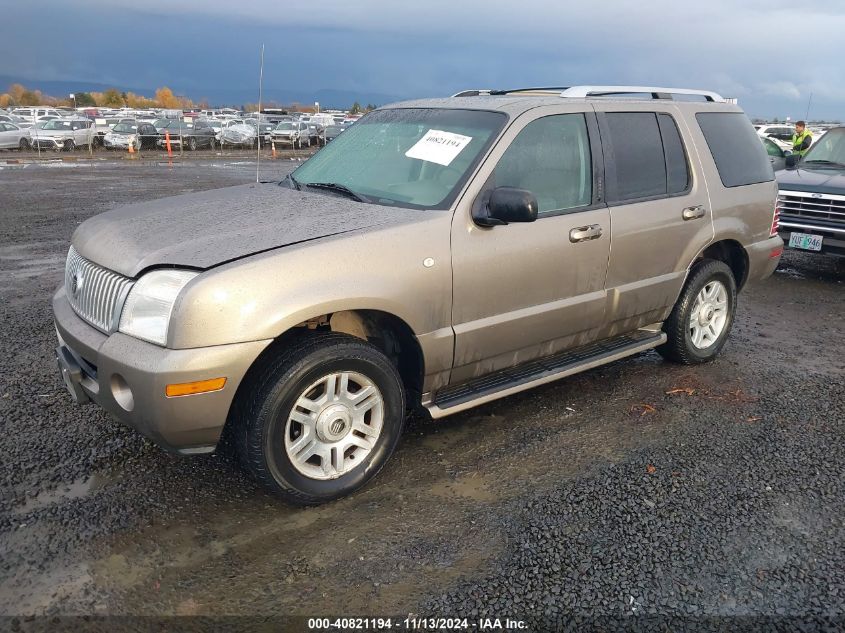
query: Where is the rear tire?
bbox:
[657,259,737,364]
[18,138,29,150]
[232,332,406,505]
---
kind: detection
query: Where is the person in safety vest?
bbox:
[791,121,813,157]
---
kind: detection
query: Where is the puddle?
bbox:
[15,472,117,515]
[775,266,807,280]
[429,473,498,502]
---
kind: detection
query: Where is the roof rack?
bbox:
[560,86,724,102]
[452,85,725,102]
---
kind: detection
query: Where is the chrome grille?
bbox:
[64,246,134,333]
[778,191,845,227]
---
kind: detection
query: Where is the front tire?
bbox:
[657,259,737,364]
[64,139,75,152]
[233,332,406,505]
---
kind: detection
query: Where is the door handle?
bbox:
[569,224,603,243]
[682,205,706,221]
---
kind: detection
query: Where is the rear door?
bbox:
[595,103,714,337]
[0,123,14,148]
[450,106,611,383]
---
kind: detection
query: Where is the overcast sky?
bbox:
[2,0,844,118]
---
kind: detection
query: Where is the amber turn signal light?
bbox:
[165,377,227,397]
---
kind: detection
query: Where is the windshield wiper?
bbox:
[803,159,845,168]
[304,182,370,203]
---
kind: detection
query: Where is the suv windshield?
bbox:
[290,108,507,209]
[42,120,73,131]
[802,128,845,166]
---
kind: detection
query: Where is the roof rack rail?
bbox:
[559,86,725,102]
[452,86,725,102]
[452,89,492,97]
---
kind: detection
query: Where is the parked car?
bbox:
[219,123,257,148]
[103,121,159,150]
[761,136,789,172]
[11,107,64,120]
[756,124,796,150]
[155,119,216,150]
[271,121,311,148]
[53,85,781,505]
[323,124,346,143]
[30,118,95,151]
[306,123,325,146]
[0,113,33,129]
[0,122,31,149]
[246,120,276,147]
[776,126,845,258]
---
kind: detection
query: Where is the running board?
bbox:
[425,330,666,419]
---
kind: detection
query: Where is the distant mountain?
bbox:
[0,74,404,109]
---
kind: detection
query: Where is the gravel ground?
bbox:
[0,159,843,631]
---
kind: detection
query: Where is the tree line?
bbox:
[0,83,197,110]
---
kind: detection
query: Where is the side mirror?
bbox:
[473,187,539,227]
[785,154,799,168]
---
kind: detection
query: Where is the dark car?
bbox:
[246,120,276,147]
[776,126,845,258]
[323,124,345,143]
[155,119,216,150]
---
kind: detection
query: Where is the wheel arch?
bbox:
[236,309,425,409]
[696,239,749,290]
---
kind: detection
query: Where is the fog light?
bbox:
[111,373,134,411]
[165,377,227,398]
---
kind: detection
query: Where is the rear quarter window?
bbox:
[696,112,773,188]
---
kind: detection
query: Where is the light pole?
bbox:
[69,93,77,110]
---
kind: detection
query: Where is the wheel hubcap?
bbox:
[689,280,729,350]
[284,371,384,480]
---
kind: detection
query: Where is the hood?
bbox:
[776,166,845,194]
[72,183,430,277]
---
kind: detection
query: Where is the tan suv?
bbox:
[54,86,783,504]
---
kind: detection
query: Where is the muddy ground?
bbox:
[0,160,843,630]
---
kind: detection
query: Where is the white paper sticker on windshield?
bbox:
[405,129,473,166]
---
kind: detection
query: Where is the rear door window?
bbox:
[696,112,774,187]
[601,112,690,202]
[658,113,690,194]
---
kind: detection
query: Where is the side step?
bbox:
[425,330,666,419]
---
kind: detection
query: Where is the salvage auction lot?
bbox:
[0,160,843,626]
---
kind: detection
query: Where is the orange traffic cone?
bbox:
[165,131,173,158]
[271,139,277,159]
[128,139,135,156]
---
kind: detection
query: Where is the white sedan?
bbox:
[0,122,31,149]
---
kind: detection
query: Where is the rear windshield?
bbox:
[696,112,773,187]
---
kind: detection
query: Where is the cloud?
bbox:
[1,0,844,117]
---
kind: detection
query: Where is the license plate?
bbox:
[788,232,823,251]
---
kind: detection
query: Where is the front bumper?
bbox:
[744,235,784,283]
[778,224,845,258]
[53,286,272,453]
[32,137,62,150]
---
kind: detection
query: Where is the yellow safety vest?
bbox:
[792,129,813,156]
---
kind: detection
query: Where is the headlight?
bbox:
[119,269,198,346]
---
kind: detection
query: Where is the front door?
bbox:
[450,109,610,384]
